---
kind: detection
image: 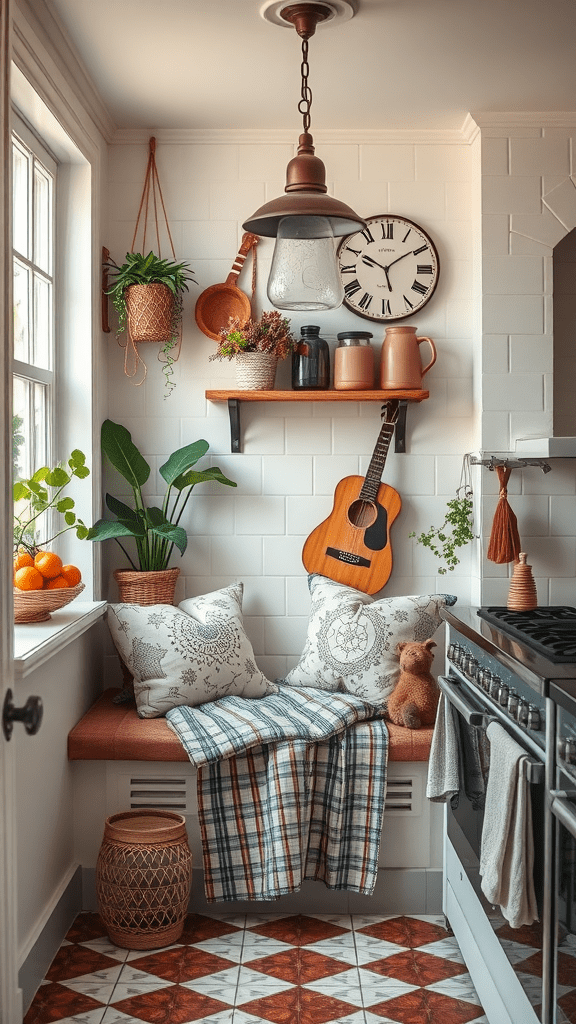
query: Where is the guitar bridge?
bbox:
[326,547,371,568]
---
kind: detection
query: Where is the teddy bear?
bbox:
[386,639,439,729]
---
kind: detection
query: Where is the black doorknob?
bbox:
[2,689,43,741]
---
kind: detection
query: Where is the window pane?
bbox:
[33,382,47,470]
[12,377,47,484]
[13,259,30,362]
[33,274,51,369]
[33,163,52,274]
[12,139,30,258]
[12,377,28,482]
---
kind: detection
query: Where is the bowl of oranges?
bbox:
[13,550,84,623]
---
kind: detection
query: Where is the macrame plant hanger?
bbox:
[120,136,181,386]
[486,464,522,564]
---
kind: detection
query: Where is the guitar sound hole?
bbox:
[347,499,378,529]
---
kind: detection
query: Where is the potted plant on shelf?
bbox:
[105,251,196,396]
[210,310,296,389]
[87,419,236,604]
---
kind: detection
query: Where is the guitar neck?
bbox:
[359,419,396,502]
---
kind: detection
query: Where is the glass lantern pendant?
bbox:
[267,215,344,310]
[242,3,366,311]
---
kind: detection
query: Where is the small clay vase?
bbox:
[507,553,538,612]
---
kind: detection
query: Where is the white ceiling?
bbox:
[48,0,576,132]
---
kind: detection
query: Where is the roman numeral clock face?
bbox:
[337,215,440,322]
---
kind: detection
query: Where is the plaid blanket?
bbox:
[166,686,388,902]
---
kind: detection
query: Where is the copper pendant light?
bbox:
[243,2,366,310]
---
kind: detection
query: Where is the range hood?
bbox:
[514,436,576,457]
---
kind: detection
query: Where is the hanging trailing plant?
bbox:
[409,454,476,574]
[105,137,196,396]
[105,250,195,397]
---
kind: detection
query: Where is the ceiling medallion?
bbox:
[259,0,357,30]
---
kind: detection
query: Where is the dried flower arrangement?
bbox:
[210,311,296,362]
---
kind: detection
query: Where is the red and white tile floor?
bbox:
[24,912,490,1024]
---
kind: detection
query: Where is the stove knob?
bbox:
[448,642,458,662]
[507,691,520,717]
[478,668,491,692]
[558,737,568,760]
[453,644,464,665]
[497,682,510,707]
[527,705,541,731]
[516,699,529,727]
[565,738,576,765]
[489,675,502,700]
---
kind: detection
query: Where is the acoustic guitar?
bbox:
[302,401,401,595]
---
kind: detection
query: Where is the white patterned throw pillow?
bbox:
[282,574,456,706]
[107,583,276,718]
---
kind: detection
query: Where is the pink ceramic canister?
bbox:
[334,331,375,390]
[379,325,436,389]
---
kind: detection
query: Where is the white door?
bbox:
[1,2,22,1020]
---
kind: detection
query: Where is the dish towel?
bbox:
[479,721,538,929]
[426,692,461,806]
[166,685,388,902]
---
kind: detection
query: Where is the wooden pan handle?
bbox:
[225,232,259,285]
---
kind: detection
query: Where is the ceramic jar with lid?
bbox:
[292,325,330,389]
[334,331,374,390]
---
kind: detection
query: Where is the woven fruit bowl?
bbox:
[14,583,85,624]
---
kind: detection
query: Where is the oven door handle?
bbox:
[551,792,576,840]
[438,674,499,729]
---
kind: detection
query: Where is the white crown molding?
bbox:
[111,126,472,146]
[13,0,116,145]
[471,111,576,129]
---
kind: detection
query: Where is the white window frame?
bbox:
[10,63,105,668]
[12,112,56,494]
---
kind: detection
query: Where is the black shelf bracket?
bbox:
[228,399,241,453]
[394,401,408,453]
[226,396,412,453]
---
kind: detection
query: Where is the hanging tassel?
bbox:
[487,465,521,563]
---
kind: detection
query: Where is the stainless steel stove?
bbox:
[439,605,576,1024]
[478,606,576,664]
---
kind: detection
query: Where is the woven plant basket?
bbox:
[125,283,174,343]
[14,582,85,624]
[114,568,179,605]
[96,810,192,950]
[235,352,277,390]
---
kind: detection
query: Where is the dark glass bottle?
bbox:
[291,325,330,389]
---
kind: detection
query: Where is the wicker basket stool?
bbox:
[96,810,192,950]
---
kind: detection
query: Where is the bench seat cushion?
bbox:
[68,688,433,763]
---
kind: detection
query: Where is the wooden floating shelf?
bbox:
[205,389,429,453]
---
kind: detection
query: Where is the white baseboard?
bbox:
[82,865,442,916]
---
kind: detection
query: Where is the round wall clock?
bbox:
[337,215,440,322]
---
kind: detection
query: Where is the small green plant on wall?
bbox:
[409,455,475,574]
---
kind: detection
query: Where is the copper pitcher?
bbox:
[379,325,437,389]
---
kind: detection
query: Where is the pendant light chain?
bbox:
[298,37,312,134]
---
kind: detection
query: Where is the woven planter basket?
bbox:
[235,352,277,390]
[125,283,174,343]
[14,582,85,624]
[96,810,192,950]
[114,568,180,606]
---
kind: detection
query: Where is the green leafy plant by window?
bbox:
[13,451,90,556]
[87,419,236,572]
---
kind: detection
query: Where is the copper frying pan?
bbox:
[195,232,259,341]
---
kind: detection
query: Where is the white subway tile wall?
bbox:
[102,127,576,685]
